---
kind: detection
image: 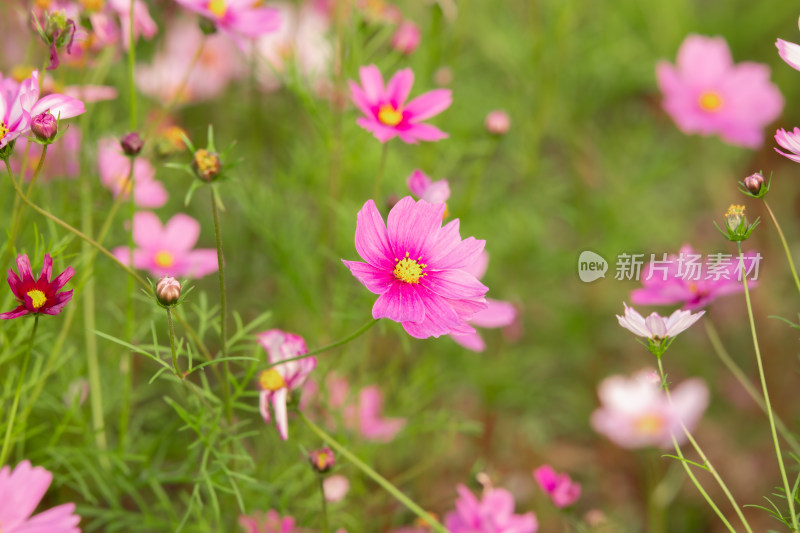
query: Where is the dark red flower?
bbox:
[0,254,75,319]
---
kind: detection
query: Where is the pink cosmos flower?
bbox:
[617,304,704,342]
[774,127,800,164]
[0,460,81,533]
[344,385,406,442]
[239,510,298,533]
[323,474,350,503]
[533,465,581,508]
[257,330,317,440]
[173,0,282,46]
[392,21,421,55]
[776,17,800,72]
[112,212,218,278]
[1,254,75,319]
[445,484,538,533]
[349,65,452,143]
[450,251,517,352]
[630,245,759,310]
[485,110,510,135]
[342,197,488,339]
[12,127,81,182]
[407,169,450,204]
[89,0,157,51]
[591,369,709,449]
[97,138,167,208]
[656,34,783,148]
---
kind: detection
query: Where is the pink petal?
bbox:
[353,199,394,270]
[429,236,485,271]
[132,211,164,249]
[422,269,488,300]
[30,94,85,120]
[386,68,414,107]
[272,388,290,440]
[386,196,445,261]
[372,282,425,323]
[406,169,431,198]
[777,39,800,72]
[358,64,385,104]
[470,298,516,328]
[404,89,452,122]
[163,214,201,252]
[397,123,448,143]
[450,331,486,352]
[342,260,394,294]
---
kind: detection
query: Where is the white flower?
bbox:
[617,303,704,341]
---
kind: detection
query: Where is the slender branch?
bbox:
[167,307,182,377]
[0,315,39,465]
[210,187,232,421]
[763,200,800,296]
[267,319,380,368]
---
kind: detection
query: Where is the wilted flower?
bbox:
[617,303,704,357]
[349,65,452,143]
[392,21,421,55]
[155,276,182,306]
[656,34,783,148]
[31,111,57,142]
[533,465,581,508]
[0,460,81,533]
[485,110,510,135]
[445,484,538,533]
[342,197,488,339]
[1,254,75,319]
[97,138,167,207]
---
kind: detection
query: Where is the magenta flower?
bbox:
[174,0,282,46]
[774,127,800,164]
[445,484,538,533]
[630,245,759,310]
[112,212,218,278]
[257,330,317,440]
[392,21,421,55]
[344,385,406,442]
[349,65,452,143]
[1,254,74,319]
[591,369,709,449]
[450,251,517,352]
[97,138,167,208]
[656,34,783,148]
[0,460,81,533]
[238,510,298,533]
[533,465,581,508]
[342,197,488,339]
[407,169,450,204]
[776,17,800,72]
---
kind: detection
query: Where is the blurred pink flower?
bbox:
[450,252,517,352]
[776,17,800,72]
[323,474,350,503]
[100,0,158,50]
[630,245,759,310]
[349,65,452,143]
[239,510,298,533]
[0,460,81,533]
[344,385,406,442]
[12,127,81,182]
[445,484,538,533]
[392,21,421,54]
[112,212,218,278]
[533,465,581,508]
[407,169,450,204]
[591,369,709,449]
[485,110,510,135]
[257,330,317,440]
[97,138,167,208]
[342,197,488,339]
[656,34,783,148]
[774,127,800,164]
[174,0,282,46]
[617,303,704,342]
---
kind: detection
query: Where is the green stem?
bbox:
[210,187,232,422]
[128,0,136,130]
[318,475,331,533]
[763,200,800,297]
[167,307,181,378]
[300,413,446,533]
[120,156,136,450]
[268,319,380,368]
[655,358,739,533]
[0,316,39,465]
[3,145,48,269]
[373,142,389,198]
[736,241,798,530]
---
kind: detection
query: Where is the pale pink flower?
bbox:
[407,169,450,204]
[617,303,704,342]
[0,460,81,533]
[257,330,317,440]
[174,0,282,46]
[392,21,421,55]
[591,369,709,449]
[97,138,167,208]
[238,510,298,533]
[112,212,218,278]
[104,0,158,49]
[656,34,783,148]
[342,197,488,339]
[344,385,406,442]
[349,65,452,143]
[11,127,81,182]
[533,465,581,508]
[776,17,800,72]
[485,110,510,135]
[323,474,350,503]
[775,127,800,164]
[445,484,538,533]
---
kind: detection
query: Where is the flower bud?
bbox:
[31,112,57,142]
[156,276,181,306]
[743,172,764,195]
[485,110,510,135]
[120,132,144,156]
[192,148,222,182]
[308,447,335,473]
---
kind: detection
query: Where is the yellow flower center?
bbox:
[34,0,51,8]
[208,0,227,17]
[635,413,664,436]
[393,252,426,284]
[698,91,723,112]
[0,122,7,141]
[10,65,34,82]
[155,251,174,268]
[316,452,330,469]
[193,149,221,180]
[378,104,403,126]
[725,204,745,218]
[80,0,105,11]
[259,368,286,391]
[27,289,47,309]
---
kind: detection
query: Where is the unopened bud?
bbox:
[31,112,57,142]
[156,276,181,306]
[192,149,222,182]
[485,110,510,135]
[120,132,144,156]
[743,172,764,195]
[308,447,335,473]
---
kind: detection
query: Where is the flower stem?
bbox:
[268,319,380,368]
[210,187,232,421]
[0,315,38,465]
[763,200,800,296]
[120,156,136,450]
[373,142,389,198]
[127,0,136,130]
[318,475,331,533]
[736,241,798,530]
[2,145,48,270]
[166,307,182,378]
[300,413,446,533]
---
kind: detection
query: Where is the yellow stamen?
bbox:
[34,0,52,8]
[208,0,227,17]
[393,252,426,284]
[80,0,105,11]
[155,251,174,268]
[259,368,286,391]
[378,104,403,126]
[725,204,745,218]
[27,289,47,309]
[193,149,221,180]
[0,122,8,141]
[698,91,723,112]
[635,414,664,435]
[316,452,329,469]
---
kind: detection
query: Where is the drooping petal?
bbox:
[271,387,290,440]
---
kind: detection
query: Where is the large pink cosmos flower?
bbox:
[533,465,581,509]
[1,254,75,319]
[112,212,218,278]
[445,484,538,533]
[630,245,759,310]
[342,197,488,339]
[257,330,317,440]
[173,0,282,46]
[349,65,451,143]
[0,460,81,533]
[97,138,167,208]
[656,34,783,148]
[591,369,709,449]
